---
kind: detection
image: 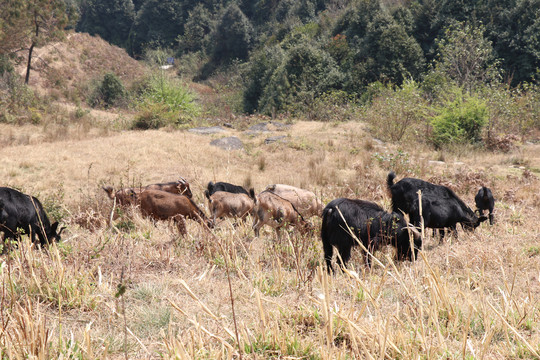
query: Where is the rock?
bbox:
[210,137,244,150]
[265,136,287,144]
[248,122,271,132]
[428,160,446,166]
[247,121,291,134]
[188,126,226,134]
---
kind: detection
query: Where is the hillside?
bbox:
[17,32,147,100]
[0,25,539,359]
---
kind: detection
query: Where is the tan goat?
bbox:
[139,189,212,235]
[265,184,323,218]
[251,190,311,241]
[204,190,255,225]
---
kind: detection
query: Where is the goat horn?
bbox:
[404,224,421,238]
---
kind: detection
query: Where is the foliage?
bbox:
[177,4,214,54]
[77,0,135,49]
[0,72,44,124]
[132,72,200,129]
[352,11,425,85]
[128,0,185,56]
[434,22,501,92]
[0,0,71,84]
[210,3,254,63]
[485,0,540,85]
[244,37,344,115]
[431,90,488,148]
[363,80,429,143]
[89,73,126,108]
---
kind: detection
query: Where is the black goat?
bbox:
[321,198,421,272]
[207,181,249,196]
[409,195,487,242]
[475,187,495,225]
[387,171,486,240]
[0,187,64,247]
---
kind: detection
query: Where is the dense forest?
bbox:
[1,0,539,149]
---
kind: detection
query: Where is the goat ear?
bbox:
[51,222,59,233]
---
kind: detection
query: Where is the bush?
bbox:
[132,73,200,129]
[88,73,126,108]
[431,93,488,148]
[361,79,428,143]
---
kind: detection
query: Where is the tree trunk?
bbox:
[25,41,35,84]
[25,11,39,85]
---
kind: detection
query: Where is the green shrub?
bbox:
[132,73,200,129]
[88,73,126,108]
[100,73,125,107]
[431,93,488,148]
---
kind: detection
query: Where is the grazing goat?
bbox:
[475,186,495,225]
[139,190,212,235]
[387,171,486,241]
[265,184,323,218]
[0,187,65,246]
[250,190,311,241]
[409,195,487,242]
[145,178,192,198]
[204,190,255,225]
[103,186,139,207]
[207,181,249,196]
[321,198,421,272]
[103,178,192,206]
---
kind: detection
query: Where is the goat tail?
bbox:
[102,186,115,200]
[387,171,396,189]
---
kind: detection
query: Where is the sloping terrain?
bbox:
[17,32,147,98]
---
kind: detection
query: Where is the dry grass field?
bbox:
[0,117,539,359]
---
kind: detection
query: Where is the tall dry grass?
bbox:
[0,120,538,358]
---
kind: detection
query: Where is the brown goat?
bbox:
[251,190,311,241]
[102,178,192,207]
[139,189,212,235]
[102,186,139,207]
[266,184,323,218]
[145,178,192,198]
[204,190,255,225]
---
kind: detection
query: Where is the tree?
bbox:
[487,0,540,85]
[177,4,214,54]
[21,0,70,84]
[434,22,500,91]
[359,13,425,84]
[129,0,185,56]
[77,0,135,49]
[211,4,254,63]
[0,0,28,57]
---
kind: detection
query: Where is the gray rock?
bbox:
[188,126,226,134]
[210,136,244,150]
[247,121,291,133]
[265,136,287,144]
[248,122,271,132]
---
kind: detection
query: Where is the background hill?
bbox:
[16,32,146,100]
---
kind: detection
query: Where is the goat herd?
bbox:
[0,172,495,272]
